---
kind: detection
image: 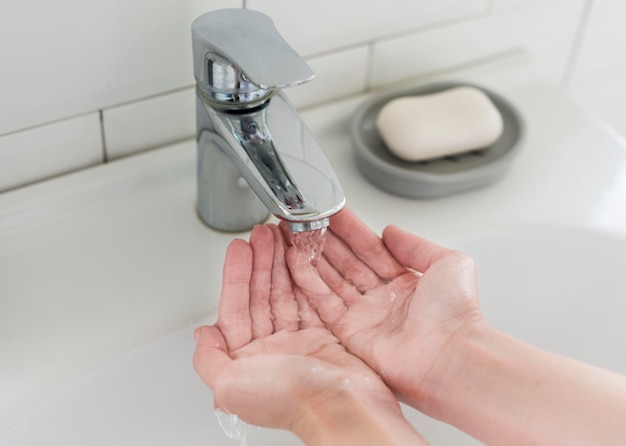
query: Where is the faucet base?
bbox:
[197,131,269,232]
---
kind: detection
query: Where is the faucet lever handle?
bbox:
[192,9,314,90]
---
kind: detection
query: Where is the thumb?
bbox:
[193,325,232,390]
[382,225,453,273]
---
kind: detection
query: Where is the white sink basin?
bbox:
[452,226,626,374]
[2,225,625,446]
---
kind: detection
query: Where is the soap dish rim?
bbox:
[350,80,525,198]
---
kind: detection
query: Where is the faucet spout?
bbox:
[223,107,307,212]
[192,9,345,232]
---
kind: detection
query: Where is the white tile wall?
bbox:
[0,0,240,136]
[370,0,585,87]
[103,88,196,160]
[246,0,489,56]
[567,0,626,86]
[565,0,626,137]
[1,0,624,192]
[491,0,549,12]
[284,46,370,109]
[0,114,102,191]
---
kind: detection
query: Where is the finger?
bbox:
[329,208,405,280]
[294,288,325,329]
[277,220,292,246]
[382,225,454,273]
[268,225,300,332]
[217,239,253,350]
[192,325,233,389]
[249,225,275,339]
[316,254,364,305]
[287,246,348,326]
[322,230,384,293]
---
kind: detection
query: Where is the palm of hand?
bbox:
[285,210,481,400]
[194,224,394,431]
[231,323,383,386]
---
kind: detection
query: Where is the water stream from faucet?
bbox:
[289,226,327,266]
[215,410,256,446]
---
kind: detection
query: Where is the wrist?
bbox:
[408,317,492,416]
[417,320,626,445]
[292,377,425,446]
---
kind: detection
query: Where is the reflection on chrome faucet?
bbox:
[191,9,345,232]
[223,111,306,211]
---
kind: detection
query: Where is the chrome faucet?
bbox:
[191,9,345,232]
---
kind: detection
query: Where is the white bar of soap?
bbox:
[375,86,504,162]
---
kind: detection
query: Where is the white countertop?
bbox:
[2,51,626,436]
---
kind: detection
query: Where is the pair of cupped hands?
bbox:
[193,208,481,438]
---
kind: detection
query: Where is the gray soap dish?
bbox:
[350,81,524,199]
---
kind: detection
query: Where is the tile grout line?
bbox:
[301,9,491,61]
[0,85,196,140]
[98,110,108,163]
[561,0,594,88]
